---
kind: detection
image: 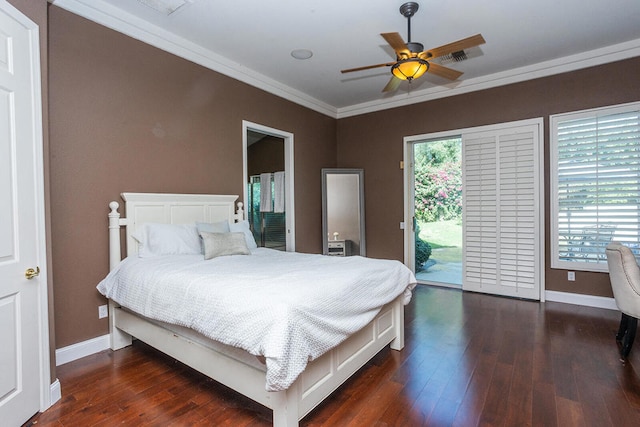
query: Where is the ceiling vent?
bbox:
[136,0,193,16]
[438,50,468,64]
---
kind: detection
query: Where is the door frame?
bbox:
[242,120,295,251]
[403,129,462,273]
[1,0,52,414]
[403,135,463,287]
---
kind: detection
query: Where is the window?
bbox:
[551,102,640,272]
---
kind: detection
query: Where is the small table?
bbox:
[327,239,351,256]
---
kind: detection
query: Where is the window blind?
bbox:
[552,103,640,270]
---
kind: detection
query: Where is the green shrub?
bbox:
[415,227,432,271]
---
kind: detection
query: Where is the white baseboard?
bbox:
[55,334,110,366]
[49,379,61,406]
[545,290,618,311]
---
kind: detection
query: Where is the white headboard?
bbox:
[108,193,244,269]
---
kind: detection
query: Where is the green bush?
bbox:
[415,226,432,271]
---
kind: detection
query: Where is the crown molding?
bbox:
[50,0,640,120]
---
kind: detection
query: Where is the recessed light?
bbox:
[291,49,313,60]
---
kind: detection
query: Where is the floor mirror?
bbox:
[322,168,365,256]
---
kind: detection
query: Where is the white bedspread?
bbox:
[97,248,416,391]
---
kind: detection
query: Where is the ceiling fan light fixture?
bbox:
[391,58,429,81]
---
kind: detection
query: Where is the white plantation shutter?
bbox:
[498,133,537,292]
[551,102,640,272]
[464,136,498,289]
[463,120,543,300]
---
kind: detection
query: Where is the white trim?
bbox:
[545,290,618,311]
[55,334,110,366]
[49,379,61,406]
[49,0,640,119]
[242,121,296,252]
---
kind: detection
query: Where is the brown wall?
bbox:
[48,6,336,348]
[337,57,640,298]
[248,136,285,176]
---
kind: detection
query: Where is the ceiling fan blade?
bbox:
[424,34,486,59]
[341,62,395,74]
[381,32,410,58]
[427,62,464,80]
[382,76,402,92]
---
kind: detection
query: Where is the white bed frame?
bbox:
[107,192,406,426]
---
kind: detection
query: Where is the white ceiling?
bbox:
[51,0,640,118]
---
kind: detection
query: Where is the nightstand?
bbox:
[327,239,351,256]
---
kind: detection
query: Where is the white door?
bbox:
[462,120,544,300]
[0,2,50,425]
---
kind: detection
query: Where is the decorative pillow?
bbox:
[229,220,258,249]
[196,220,230,234]
[200,232,251,259]
[132,223,201,257]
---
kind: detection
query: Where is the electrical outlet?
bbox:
[568,271,575,281]
[98,304,108,319]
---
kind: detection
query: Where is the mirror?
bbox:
[322,168,365,256]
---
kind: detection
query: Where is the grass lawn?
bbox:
[418,219,462,263]
[418,219,462,247]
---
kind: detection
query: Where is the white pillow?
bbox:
[132,223,201,257]
[200,232,251,259]
[196,220,230,234]
[229,220,258,249]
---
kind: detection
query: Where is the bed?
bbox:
[100,192,416,426]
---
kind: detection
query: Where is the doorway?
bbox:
[404,119,544,300]
[242,121,295,251]
[409,137,463,287]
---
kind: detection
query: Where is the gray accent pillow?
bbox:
[200,231,251,259]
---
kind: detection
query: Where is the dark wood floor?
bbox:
[27,285,640,426]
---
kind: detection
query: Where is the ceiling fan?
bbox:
[341,2,486,92]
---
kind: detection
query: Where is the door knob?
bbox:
[25,266,40,279]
